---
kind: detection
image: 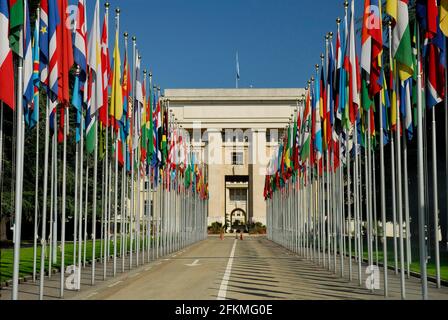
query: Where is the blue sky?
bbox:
[80,0,363,90]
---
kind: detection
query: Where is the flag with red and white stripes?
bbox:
[0,0,15,109]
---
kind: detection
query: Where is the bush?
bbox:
[248,222,267,235]
[208,222,223,235]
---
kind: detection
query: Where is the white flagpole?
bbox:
[136,86,141,267]
[129,35,137,269]
[388,23,398,275]
[102,79,110,279]
[83,162,89,268]
[431,100,441,288]
[396,76,406,299]
[121,32,129,273]
[31,120,39,282]
[77,99,84,291]
[32,115,40,283]
[416,25,428,299]
[12,36,25,300]
[48,117,55,277]
[39,97,51,300]
[0,102,3,204]
[72,66,79,287]
[113,5,119,278]
[403,127,411,279]
[31,10,41,284]
[379,81,388,297]
[445,37,448,253]
[60,105,68,297]
[53,115,58,267]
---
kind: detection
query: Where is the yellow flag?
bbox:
[386,0,397,21]
[441,0,448,36]
[110,29,123,121]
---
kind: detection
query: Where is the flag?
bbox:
[361,0,372,79]
[73,0,87,144]
[39,0,59,102]
[236,51,240,80]
[326,39,335,150]
[119,42,130,167]
[86,0,103,154]
[300,89,311,161]
[161,108,168,165]
[441,0,448,36]
[8,0,24,57]
[345,0,360,129]
[284,123,292,176]
[334,17,345,134]
[23,0,32,111]
[400,79,413,140]
[56,0,72,105]
[141,71,148,166]
[313,70,322,163]
[133,53,143,150]
[380,67,390,145]
[369,0,383,97]
[386,0,397,21]
[392,0,413,81]
[28,15,40,129]
[98,11,110,127]
[87,0,103,115]
[120,40,130,134]
[72,70,82,143]
[0,0,14,109]
[56,0,73,143]
[426,38,444,108]
[155,97,162,165]
[148,83,155,165]
[110,27,122,122]
[73,0,87,82]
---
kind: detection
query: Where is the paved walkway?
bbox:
[2,236,447,300]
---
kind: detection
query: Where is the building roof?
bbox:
[164,88,305,103]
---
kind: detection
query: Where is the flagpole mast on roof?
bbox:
[236,51,240,89]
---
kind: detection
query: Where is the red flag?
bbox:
[368,0,383,97]
[99,14,110,128]
[57,0,73,143]
[428,0,438,36]
[0,0,15,110]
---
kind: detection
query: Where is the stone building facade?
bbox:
[164,88,304,229]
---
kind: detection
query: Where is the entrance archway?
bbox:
[230,209,247,231]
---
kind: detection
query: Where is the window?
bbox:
[266,131,271,143]
[232,152,244,165]
[144,200,154,217]
[229,189,246,202]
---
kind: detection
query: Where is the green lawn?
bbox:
[0,237,156,283]
[345,238,448,282]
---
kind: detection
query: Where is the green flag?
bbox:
[392,0,413,81]
[300,91,311,161]
[9,0,24,57]
[148,91,154,163]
